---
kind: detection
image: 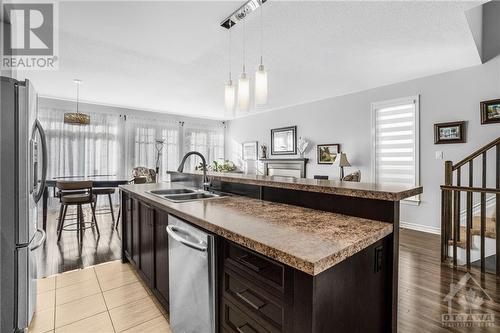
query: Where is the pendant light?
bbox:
[255,5,268,106]
[224,21,235,116]
[238,19,250,112]
[64,79,90,125]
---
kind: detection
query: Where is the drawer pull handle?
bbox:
[237,323,258,333]
[235,289,266,310]
[236,254,268,272]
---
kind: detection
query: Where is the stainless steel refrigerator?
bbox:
[1,77,47,333]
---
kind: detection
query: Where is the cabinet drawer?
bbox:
[222,298,271,333]
[224,268,283,331]
[224,242,284,293]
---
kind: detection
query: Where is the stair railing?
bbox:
[441,136,500,275]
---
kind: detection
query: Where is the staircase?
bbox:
[441,137,500,275]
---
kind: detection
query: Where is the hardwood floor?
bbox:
[37,209,499,332]
[399,228,500,332]
[37,206,122,278]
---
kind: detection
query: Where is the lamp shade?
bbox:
[332,152,351,167]
[238,72,250,111]
[224,80,236,113]
[255,64,268,106]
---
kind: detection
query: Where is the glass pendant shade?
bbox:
[238,72,250,111]
[255,64,268,105]
[225,80,236,114]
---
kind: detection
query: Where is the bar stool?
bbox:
[56,181,99,242]
[92,188,116,226]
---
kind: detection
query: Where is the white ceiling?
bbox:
[19,1,483,120]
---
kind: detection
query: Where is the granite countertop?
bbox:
[120,182,393,276]
[171,171,422,201]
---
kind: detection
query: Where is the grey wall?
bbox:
[226,56,500,231]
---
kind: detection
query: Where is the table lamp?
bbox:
[332,152,351,179]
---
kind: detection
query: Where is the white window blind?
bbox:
[372,96,419,202]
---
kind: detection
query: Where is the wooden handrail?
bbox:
[452,137,500,170]
[440,185,500,194]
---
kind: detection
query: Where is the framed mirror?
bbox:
[271,126,297,155]
[242,141,258,160]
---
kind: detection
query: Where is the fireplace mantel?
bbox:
[259,158,309,178]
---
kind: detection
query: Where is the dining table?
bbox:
[42,175,130,230]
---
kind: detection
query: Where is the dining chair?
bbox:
[132,167,157,183]
[342,171,361,182]
[56,181,98,242]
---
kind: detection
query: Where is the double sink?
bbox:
[147,188,226,203]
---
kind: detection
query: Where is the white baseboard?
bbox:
[400,221,441,235]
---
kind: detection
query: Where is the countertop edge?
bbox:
[173,172,423,201]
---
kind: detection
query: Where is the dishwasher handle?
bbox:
[166,225,208,252]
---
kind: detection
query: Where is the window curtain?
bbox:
[38,106,123,208]
[39,107,122,179]
[124,116,180,181]
[183,123,225,171]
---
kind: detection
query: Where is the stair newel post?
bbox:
[466,161,473,270]
[496,143,500,276]
[456,167,461,243]
[442,161,453,261]
[481,152,486,273]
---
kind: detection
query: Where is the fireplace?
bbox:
[260,158,308,178]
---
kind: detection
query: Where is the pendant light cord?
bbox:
[76,82,80,114]
[228,21,232,81]
[242,18,246,74]
[260,4,264,65]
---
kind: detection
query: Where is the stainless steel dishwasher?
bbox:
[167,215,216,333]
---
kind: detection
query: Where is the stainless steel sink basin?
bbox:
[147,188,226,202]
[149,189,196,195]
[164,192,220,202]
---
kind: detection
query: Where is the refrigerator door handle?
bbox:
[29,229,46,251]
[32,120,47,203]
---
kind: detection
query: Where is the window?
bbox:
[126,117,180,180]
[39,108,121,179]
[183,125,225,171]
[371,96,420,203]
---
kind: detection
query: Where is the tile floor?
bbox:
[29,260,172,333]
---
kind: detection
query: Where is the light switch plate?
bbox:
[435,151,443,160]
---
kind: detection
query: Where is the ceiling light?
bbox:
[64,79,90,125]
[224,21,235,116]
[255,5,268,106]
[238,20,250,112]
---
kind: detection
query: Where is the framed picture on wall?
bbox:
[434,121,466,144]
[480,99,500,124]
[271,126,297,155]
[242,141,258,160]
[317,144,340,164]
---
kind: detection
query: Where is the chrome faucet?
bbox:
[177,151,211,191]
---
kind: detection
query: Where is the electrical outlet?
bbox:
[435,151,444,160]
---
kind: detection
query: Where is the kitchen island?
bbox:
[120,175,422,333]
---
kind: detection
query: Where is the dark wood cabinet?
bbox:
[121,193,133,260]
[153,209,169,309]
[120,192,169,311]
[131,198,140,267]
[139,202,155,287]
